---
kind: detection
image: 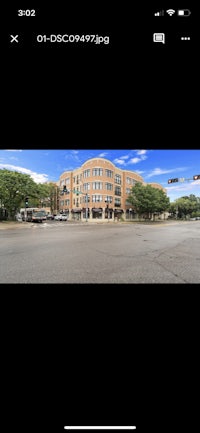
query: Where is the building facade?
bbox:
[58,158,167,221]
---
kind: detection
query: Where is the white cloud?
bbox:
[4,149,23,152]
[146,167,189,178]
[136,149,147,155]
[166,180,200,192]
[64,151,82,163]
[113,153,148,166]
[0,164,49,183]
[128,157,141,164]
[113,158,126,165]
[98,152,108,157]
[120,155,129,160]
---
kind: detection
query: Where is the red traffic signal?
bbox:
[168,178,179,184]
[193,175,200,180]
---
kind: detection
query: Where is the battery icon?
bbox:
[177,9,191,16]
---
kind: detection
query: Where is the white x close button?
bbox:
[10,35,19,43]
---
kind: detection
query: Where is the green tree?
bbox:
[35,182,59,213]
[47,182,59,214]
[0,169,40,219]
[128,182,170,220]
[170,195,200,219]
[0,169,59,220]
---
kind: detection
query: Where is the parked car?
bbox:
[46,214,54,220]
[31,212,43,223]
[54,214,68,221]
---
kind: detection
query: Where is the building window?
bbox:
[115,198,121,207]
[92,182,103,190]
[92,195,103,202]
[126,187,131,194]
[105,169,113,178]
[105,182,113,191]
[105,195,112,203]
[115,186,121,196]
[83,195,90,203]
[65,199,70,205]
[126,177,136,186]
[92,168,103,176]
[60,200,64,206]
[83,169,90,178]
[114,174,121,184]
[83,183,90,191]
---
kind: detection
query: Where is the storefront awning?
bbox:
[114,209,124,213]
[92,208,103,212]
[71,208,82,213]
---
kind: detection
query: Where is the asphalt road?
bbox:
[0,220,200,283]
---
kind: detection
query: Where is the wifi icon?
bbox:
[166,9,175,16]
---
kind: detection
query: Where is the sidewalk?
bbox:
[0,221,29,230]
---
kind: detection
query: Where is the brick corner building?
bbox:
[58,157,167,221]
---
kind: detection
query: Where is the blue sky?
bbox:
[0,149,199,202]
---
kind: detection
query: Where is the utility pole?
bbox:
[24,196,29,221]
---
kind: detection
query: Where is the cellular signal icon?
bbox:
[166,9,175,16]
[154,10,164,16]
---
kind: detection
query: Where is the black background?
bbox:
[2,3,197,433]
[3,2,195,148]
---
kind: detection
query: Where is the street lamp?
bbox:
[105,197,112,222]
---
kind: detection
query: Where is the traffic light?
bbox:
[63,185,67,192]
[168,178,179,184]
[25,197,29,207]
[193,175,200,180]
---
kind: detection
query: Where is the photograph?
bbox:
[2,4,197,433]
[1,148,199,284]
